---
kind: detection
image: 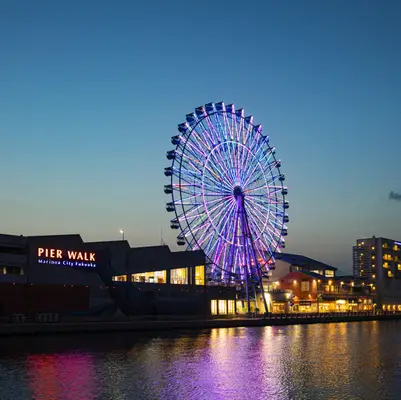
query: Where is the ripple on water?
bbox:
[0,322,401,400]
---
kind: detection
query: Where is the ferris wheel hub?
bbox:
[233,185,244,199]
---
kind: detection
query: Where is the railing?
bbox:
[245,311,401,319]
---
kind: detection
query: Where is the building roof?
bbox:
[280,253,337,271]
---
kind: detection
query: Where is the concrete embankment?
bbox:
[1,314,401,337]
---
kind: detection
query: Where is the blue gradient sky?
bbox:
[1,0,400,271]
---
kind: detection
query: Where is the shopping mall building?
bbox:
[0,233,236,319]
[1,231,389,318]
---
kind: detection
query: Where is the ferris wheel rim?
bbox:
[166,102,288,276]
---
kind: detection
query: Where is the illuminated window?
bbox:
[372,246,375,250]
[383,254,393,261]
[170,268,188,284]
[383,243,389,248]
[310,270,323,275]
[325,270,335,278]
[372,255,375,260]
[1,266,24,276]
[228,300,235,314]
[132,270,166,284]
[195,265,205,285]
[211,300,218,315]
[383,262,389,268]
[112,275,127,282]
[394,245,399,252]
[218,300,227,315]
[301,281,310,292]
[388,271,394,278]
[372,274,376,279]
[398,264,401,271]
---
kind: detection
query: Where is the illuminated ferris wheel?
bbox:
[164,102,289,311]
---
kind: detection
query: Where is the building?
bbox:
[274,253,337,279]
[265,253,374,313]
[353,236,401,311]
[0,232,236,319]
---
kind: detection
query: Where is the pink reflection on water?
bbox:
[26,353,96,400]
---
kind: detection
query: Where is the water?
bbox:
[1,321,401,400]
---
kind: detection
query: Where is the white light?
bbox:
[120,229,124,234]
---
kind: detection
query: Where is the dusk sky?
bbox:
[1,0,400,272]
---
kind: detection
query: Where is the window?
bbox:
[394,245,399,252]
[195,265,205,285]
[1,266,24,275]
[112,275,127,282]
[383,262,389,269]
[311,270,323,275]
[170,268,188,284]
[211,300,218,315]
[228,300,235,314]
[388,271,394,278]
[398,264,401,271]
[383,254,393,261]
[301,281,310,292]
[218,300,227,315]
[383,242,389,248]
[325,270,335,278]
[132,270,166,283]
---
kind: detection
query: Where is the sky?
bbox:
[1,0,401,272]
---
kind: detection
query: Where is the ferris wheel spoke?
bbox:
[245,204,268,241]
[177,134,207,164]
[210,200,237,244]
[244,170,273,191]
[214,141,237,185]
[242,117,254,147]
[207,151,236,187]
[243,158,278,189]
[190,125,213,152]
[181,135,208,159]
[202,168,233,193]
[203,114,224,146]
[178,152,204,173]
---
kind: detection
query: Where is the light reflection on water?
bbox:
[1,321,401,399]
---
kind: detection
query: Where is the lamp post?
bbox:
[120,229,124,240]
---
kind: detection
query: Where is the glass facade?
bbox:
[112,275,127,282]
[218,300,227,315]
[228,300,235,314]
[195,265,205,285]
[210,300,236,315]
[170,268,188,284]
[211,300,218,315]
[132,271,167,284]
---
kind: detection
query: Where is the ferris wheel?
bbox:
[164,102,289,311]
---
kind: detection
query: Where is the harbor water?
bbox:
[1,321,401,399]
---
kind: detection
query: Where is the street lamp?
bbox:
[120,229,124,240]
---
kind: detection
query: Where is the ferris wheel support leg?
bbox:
[242,196,269,315]
[236,194,252,314]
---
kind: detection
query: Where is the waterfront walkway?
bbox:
[1,312,401,337]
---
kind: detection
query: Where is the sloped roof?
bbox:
[280,253,337,271]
